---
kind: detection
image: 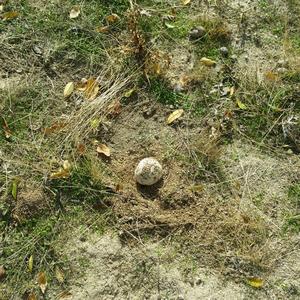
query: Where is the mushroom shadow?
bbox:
[136,178,164,199]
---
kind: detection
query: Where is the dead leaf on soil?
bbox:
[182,0,192,5]
[37,271,47,294]
[108,100,122,116]
[28,255,33,273]
[2,117,12,139]
[106,13,120,23]
[55,267,64,283]
[63,82,74,98]
[166,109,184,125]
[69,6,80,19]
[84,78,100,100]
[96,143,111,157]
[27,292,37,300]
[2,11,19,21]
[236,99,247,110]
[77,143,86,155]
[58,291,72,299]
[0,265,5,281]
[264,71,279,81]
[200,57,217,67]
[50,168,70,180]
[247,277,264,288]
[95,26,110,33]
[43,122,67,135]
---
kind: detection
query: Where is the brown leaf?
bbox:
[43,122,67,135]
[2,11,19,21]
[200,57,217,67]
[265,71,279,81]
[2,117,12,139]
[95,26,110,33]
[166,109,184,125]
[96,143,111,157]
[106,13,120,23]
[55,267,64,283]
[63,82,74,98]
[37,271,47,294]
[0,265,5,281]
[69,6,80,19]
[27,292,37,300]
[77,143,86,155]
[108,100,122,116]
[84,78,99,100]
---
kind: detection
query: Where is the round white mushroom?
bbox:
[134,157,163,186]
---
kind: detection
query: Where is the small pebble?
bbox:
[219,46,229,57]
[195,277,204,285]
[189,26,206,40]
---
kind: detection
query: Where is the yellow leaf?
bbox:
[237,99,247,110]
[55,267,64,283]
[95,26,110,33]
[37,271,47,294]
[63,82,74,98]
[84,78,99,100]
[229,86,235,97]
[27,292,37,300]
[106,13,120,23]
[0,5,4,13]
[166,109,184,125]
[96,144,111,157]
[124,88,135,98]
[2,11,19,21]
[90,118,100,129]
[50,168,70,179]
[200,57,217,67]
[63,160,71,171]
[28,255,33,273]
[69,6,80,19]
[247,277,264,288]
[189,185,204,192]
[265,71,279,81]
[182,0,191,5]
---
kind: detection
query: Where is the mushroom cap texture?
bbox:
[134,157,163,186]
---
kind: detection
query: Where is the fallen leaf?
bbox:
[0,5,4,13]
[58,291,72,299]
[2,117,12,139]
[84,78,99,100]
[106,13,120,23]
[69,6,80,19]
[11,179,18,200]
[229,86,235,97]
[189,185,204,192]
[108,100,122,116]
[182,0,191,4]
[90,118,100,129]
[0,265,5,281]
[265,71,279,81]
[43,122,67,135]
[2,11,19,21]
[28,255,33,273]
[27,292,37,300]
[55,267,64,283]
[63,82,74,98]
[200,57,217,67]
[124,88,135,98]
[95,26,110,33]
[77,143,86,155]
[247,277,264,288]
[37,272,47,294]
[96,144,111,157]
[166,109,184,125]
[165,22,176,29]
[63,160,71,171]
[50,168,70,179]
[236,99,247,110]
